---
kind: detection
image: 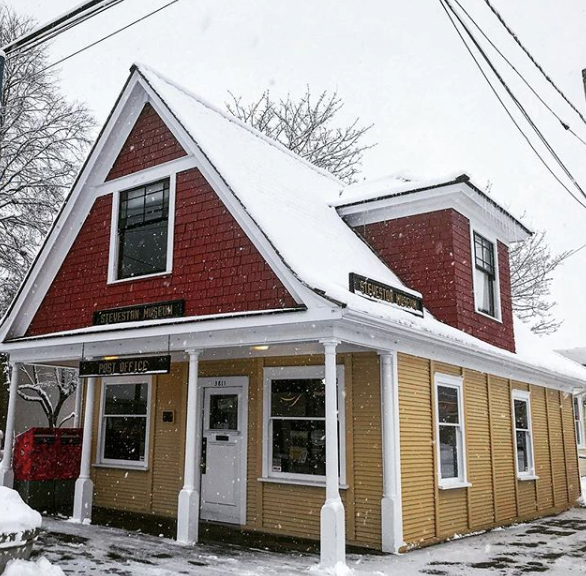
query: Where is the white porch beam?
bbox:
[0,362,20,487]
[379,351,404,553]
[319,338,346,569]
[73,377,96,523]
[177,349,202,544]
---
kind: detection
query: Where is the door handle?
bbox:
[201,437,207,474]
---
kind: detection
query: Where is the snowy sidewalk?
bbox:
[36,505,586,575]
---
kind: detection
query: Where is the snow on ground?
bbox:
[34,501,586,576]
[4,557,65,576]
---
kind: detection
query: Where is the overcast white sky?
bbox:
[11,0,586,350]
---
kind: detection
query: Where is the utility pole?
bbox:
[0,0,125,101]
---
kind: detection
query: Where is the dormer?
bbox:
[334,174,531,352]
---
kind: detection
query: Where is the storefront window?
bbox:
[435,374,468,488]
[264,366,345,483]
[512,391,535,478]
[100,381,150,465]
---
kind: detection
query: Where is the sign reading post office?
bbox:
[349,273,424,316]
[79,355,171,378]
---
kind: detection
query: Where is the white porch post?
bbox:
[379,351,403,553]
[73,376,96,523]
[73,375,83,428]
[177,349,202,544]
[0,362,20,487]
[319,338,346,568]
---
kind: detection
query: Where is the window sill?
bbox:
[258,477,348,490]
[517,474,539,482]
[475,309,503,324]
[107,271,172,286]
[93,463,149,472]
[438,480,472,490]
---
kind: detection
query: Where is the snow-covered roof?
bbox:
[138,65,422,307]
[557,347,586,366]
[333,172,532,242]
[137,65,586,388]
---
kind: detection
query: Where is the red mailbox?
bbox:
[14,428,82,481]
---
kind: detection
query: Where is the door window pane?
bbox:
[209,394,238,430]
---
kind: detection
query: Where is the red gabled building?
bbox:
[0,65,584,567]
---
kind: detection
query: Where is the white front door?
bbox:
[199,377,248,525]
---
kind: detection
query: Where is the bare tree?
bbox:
[509,231,571,335]
[18,365,78,428]
[227,87,374,184]
[0,7,94,314]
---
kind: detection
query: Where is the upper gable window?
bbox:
[473,231,498,318]
[116,179,170,280]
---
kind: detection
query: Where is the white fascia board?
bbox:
[339,311,585,393]
[2,308,343,363]
[337,183,531,245]
[137,74,326,311]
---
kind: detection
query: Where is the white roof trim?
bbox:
[335,179,531,245]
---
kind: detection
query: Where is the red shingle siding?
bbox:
[26,168,297,336]
[358,209,516,352]
[106,103,187,181]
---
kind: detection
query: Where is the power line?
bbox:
[451,0,586,150]
[438,0,586,211]
[482,0,586,128]
[4,1,126,56]
[40,0,181,74]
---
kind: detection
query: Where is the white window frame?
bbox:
[470,224,502,322]
[97,376,152,470]
[574,394,585,450]
[107,172,176,285]
[511,389,537,480]
[434,373,470,490]
[262,365,346,486]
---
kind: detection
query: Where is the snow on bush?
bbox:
[0,487,41,535]
[3,557,64,576]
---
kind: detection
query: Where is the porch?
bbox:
[0,311,405,567]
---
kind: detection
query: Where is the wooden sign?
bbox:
[79,355,171,377]
[349,273,424,316]
[93,300,185,326]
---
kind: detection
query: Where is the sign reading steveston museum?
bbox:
[93,300,185,326]
[80,355,171,377]
[349,273,424,316]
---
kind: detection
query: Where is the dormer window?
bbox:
[116,179,170,280]
[473,232,498,318]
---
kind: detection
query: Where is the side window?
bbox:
[512,390,536,479]
[473,231,498,318]
[574,396,585,449]
[117,179,170,280]
[263,366,345,483]
[100,380,150,466]
[435,374,468,488]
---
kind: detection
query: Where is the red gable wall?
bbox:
[357,209,516,352]
[27,168,297,336]
[106,102,187,181]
